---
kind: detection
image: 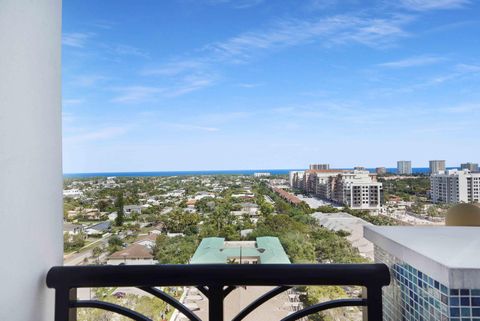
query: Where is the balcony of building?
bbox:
[0,2,393,321]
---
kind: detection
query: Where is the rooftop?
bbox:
[312,212,374,260]
[364,226,480,288]
[190,237,291,264]
[108,243,154,260]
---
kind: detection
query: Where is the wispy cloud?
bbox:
[398,0,471,11]
[206,14,410,63]
[204,0,264,9]
[63,99,84,106]
[89,20,116,30]
[169,123,220,132]
[238,82,264,88]
[72,74,108,87]
[378,55,446,68]
[112,73,216,103]
[111,86,164,103]
[139,13,412,97]
[64,126,129,143]
[306,0,343,10]
[455,63,480,73]
[442,103,480,114]
[141,60,206,76]
[62,32,94,48]
[103,44,150,58]
[196,112,253,125]
[166,73,217,97]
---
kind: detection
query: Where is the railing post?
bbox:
[69,288,77,321]
[207,286,224,321]
[363,286,383,321]
[54,288,72,321]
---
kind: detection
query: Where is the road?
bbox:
[63,233,111,266]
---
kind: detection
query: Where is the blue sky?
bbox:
[62,0,480,173]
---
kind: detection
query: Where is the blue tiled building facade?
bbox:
[376,246,480,321]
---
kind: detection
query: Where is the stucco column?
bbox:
[0,1,63,320]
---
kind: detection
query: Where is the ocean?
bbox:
[64,167,459,178]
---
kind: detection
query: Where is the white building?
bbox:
[430,169,480,204]
[253,172,271,177]
[194,192,215,200]
[337,171,383,210]
[63,189,83,198]
[124,204,142,216]
[365,226,480,321]
[397,161,412,175]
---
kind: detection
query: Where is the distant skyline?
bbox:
[63,0,480,173]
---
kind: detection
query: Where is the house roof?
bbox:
[87,221,111,232]
[63,222,83,232]
[135,234,157,244]
[190,237,291,264]
[273,188,302,205]
[108,243,154,260]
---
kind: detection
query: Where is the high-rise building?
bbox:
[365,226,480,321]
[354,166,366,171]
[430,169,480,203]
[429,160,446,174]
[397,161,412,175]
[461,162,479,172]
[376,167,387,175]
[289,171,304,188]
[309,164,330,170]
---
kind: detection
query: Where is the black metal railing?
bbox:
[46,264,390,321]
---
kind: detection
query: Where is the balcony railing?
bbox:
[47,264,390,321]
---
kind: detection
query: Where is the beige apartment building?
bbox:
[290,169,383,210]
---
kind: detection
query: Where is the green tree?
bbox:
[115,192,125,226]
[154,235,197,264]
[108,236,123,254]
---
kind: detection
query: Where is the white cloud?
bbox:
[170,123,220,132]
[238,82,264,88]
[205,0,264,9]
[62,99,84,106]
[140,13,411,97]
[166,74,217,97]
[206,14,411,63]
[64,126,129,143]
[455,63,480,73]
[111,86,164,103]
[111,74,216,103]
[72,74,108,87]
[62,32,94,48]
[398,0,470,11]
[105,44,150,58]
[89,20,116,30]
[378,55,446,68]
[442,103,480,114]
[141,60,206,76]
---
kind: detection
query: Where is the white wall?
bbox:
[0,1,63,321]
